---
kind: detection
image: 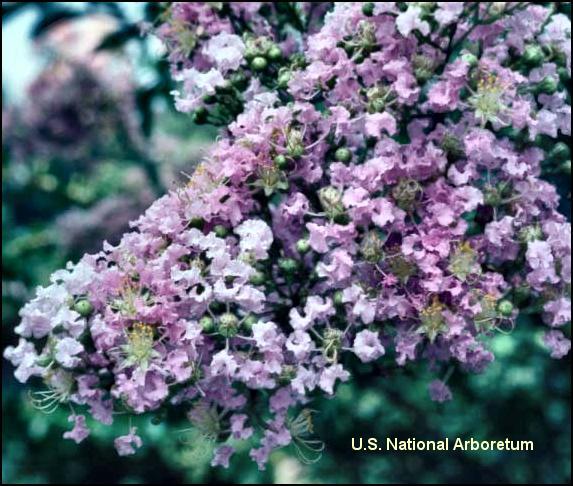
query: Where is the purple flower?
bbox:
[428,379,453,403]
[63,415,90,444]
[211,445,235,468]
[114,427,143,456]
[543,331,571,359]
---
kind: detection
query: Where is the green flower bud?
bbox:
[73,299,93,317]
[278,257,300,274]
[189,217,204,229]
[362,2,375,16]
[250,56,268,72]
[215,80,233,94]
[36,354,54,367]
[203,93,217,104]
[333,290,344,306]
[559,160,571,176]
[296,238,311,254]
[557,67,570,84]
[213,224,229,238]
[497,299,514,317]
[249,270,267,286]
[230,71,249,90]
[192,106,208,125]
[242,314,258,332]
[266,45,282,61]
[274,154,289,170]
[334,147,352,163]
[218,312,239,338]
[200,315,215,333]
[549,142,570,161]
[523,45,544,66]
[535,76,558,95]
[461,52,479,67]
[513,285,530,305]
[277,69,292,89]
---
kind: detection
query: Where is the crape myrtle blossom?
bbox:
[154,2,331,120]
[5,2,571,472]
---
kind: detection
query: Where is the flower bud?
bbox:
[230,71,249,90]
[296,238,311,254]
[36,354,54,367]
[559,160,571,176]
[333,290,344,306]
[557,67,570,84]
[218,312,239,338]
[73,299,93,317]
[278,257,300,274]
[461,52,478,67]
[192,106,208,124]
[277,68,292,89]
[274,154,289,170]
[362,2,375,16]
[266,45,282,62]
[242,314,258,332]
[523,45,544,66]
[213,224,229,238]
[249,270,267,286]
[200,315,215,333]
[535,77,558,95]
[334,147,352,163]
[250,56,268,72]
[189,217,204,229]
[548,142,570,162]
[497,299,514,317]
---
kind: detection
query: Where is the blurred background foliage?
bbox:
[2,3,571,484]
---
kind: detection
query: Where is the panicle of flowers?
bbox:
[153,2,331,124]
[5,2,571,472]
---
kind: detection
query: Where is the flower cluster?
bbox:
[5,2,571,471]
[153,2,330,123]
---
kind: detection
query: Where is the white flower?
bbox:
[210,349,238,377]
[203,32,245,72]
[319,364,349,395]
[55,337,84,368]
[235,219,273,259]
[396,5,430,37]
[172,68,225,113]
[353,330,385,363]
